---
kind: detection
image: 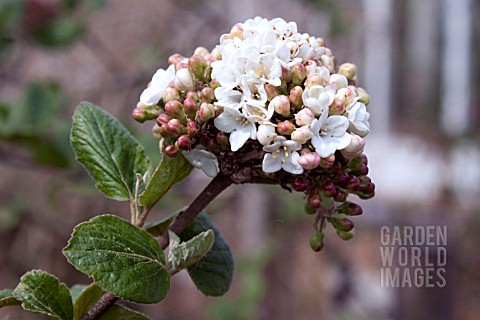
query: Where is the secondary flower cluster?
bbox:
[132,17,375,250]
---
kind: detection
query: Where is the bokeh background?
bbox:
[1,0,479,319]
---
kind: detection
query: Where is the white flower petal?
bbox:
[262,153,282,173]
[229,126,252,151]
[282,152,304,174]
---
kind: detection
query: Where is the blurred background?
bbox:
[1,0,479,319]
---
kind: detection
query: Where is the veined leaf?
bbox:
[0,289,20,308]
[70,102,151,201]
[63,215,170,304]
[168,230,214,273]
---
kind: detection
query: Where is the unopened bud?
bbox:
[200,87,215,103]
[336,230,354,241]
[321,180,337,198]
[230,23,244,39]
[271,95,291,117]
[316,37,326,47]
[188,55,208,82]
[346,175,361,192]
[176,135,193,150]
[165,144,180,157]
[173,68,196,91]
[341,134,365,159]
[194,46,209,56]
[291,62,307,86]
[211,47,221,60]
[329,98,345,115]
[132,107,148,123]
[156,113,172,126]
[281,66,292,83]
[166,119,187,137]
[356,87,371,105]
[162,86,181,102]
[289,86,304,110]
[209,79,220,90]
[216,132,230,150]
[304,203,316,215]
[320,54,334,72]
[331,218,354,232]
[328,73,348,90]
[165,100,185,121]
[265,83,281,100]
[307,192,322,208]
[291,126,313,144]
[183,98,199,120]
[304,73,324,88]
[186,91,200,102]
[206,138,220,153]
[334,189,348,202]
[333,172,350,187]
[338,201,363,216]
[277,120,295,135]
[168,53,185,66]
[187,120,198,136]
[338,63,357,80]
[295,108,315,126]
[292,176,309,192]
[198,103,215,123]
[257,124,277,146]
[319,154,335,169]
[158,124,173,138]
[298,151,320,170]
[310,231,325,252]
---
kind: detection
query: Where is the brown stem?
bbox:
[160,173,233,249]
[80,293,118,320]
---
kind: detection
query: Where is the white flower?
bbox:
[140,64,176,106]
[346,101,370,137]
[182,147,219,178]
[310,108,352,158]
[328,73,348,91]
[291,125,313,144]
[214,107,256,151]
[295,108,315,126]
[214,87,243,109]
[262,136,303,174]
[302,85,335,115]
[257,123,277,146]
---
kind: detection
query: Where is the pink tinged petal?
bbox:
[282,152,304,174]
[262,153,283,173]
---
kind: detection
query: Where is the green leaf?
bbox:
[12,270,73,320]
[63,215,170,303]
[139,153,193,208]
[100,305,150,320]
[168,229,215,273]
[144,207,185,237]
[69,284,88,304]
[72,284,104,320]
[70,102,151,201]
[179,212,234,296]
[31,17,85,47]
[0,289,20,308]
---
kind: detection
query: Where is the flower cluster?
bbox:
[133,17,375,251]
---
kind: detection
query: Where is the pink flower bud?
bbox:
[291,126,313,144]
[316,37,326,47]
[187,120,198,136]
[340,134,365,159]
[295,108,315,126]
[333,172,350,187]
[186,91,200,102]
[291,62,306,86]
[320,54,335,72]
[308,192,322,208]
[271,95,290,116]
[329,98,345,115]
[194,47,209,56]
[304,73,324,88]
[289,86,304,110]
[331,218,354,232]
[319,154,335,169]
[338,63,357,80]
[209,79,220,90]
[257,124,277,146]
[211,47,221,60]
[158,124,173,138]
[166,119,187,137]
[338,201,363,216]
[304,60,318,74]
[292,176,309,192]
[334,189,348,202]
[151,124,162,139]
[200,87,215,103]
[206,138,220,153]
[335,87,355,106]
[216,132,229,150]
[168,53,185,66]
[162,86,181,102]
[230,23,244,39]
[183,98,199,120]
[176,135,193,151]
[198,103,215,123]
[156,113,172,126]
[132,107,148,123]
[298,151,320,170]
[165,144,180,157]
[281,66,292,83]
[356,87,370,105]
[346,176,361,192]
[164,100,185,121]
[277,120,295,135]
[321,180,337,198]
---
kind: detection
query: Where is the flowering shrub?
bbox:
[133,16,375,250]
[1,17,375,320]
